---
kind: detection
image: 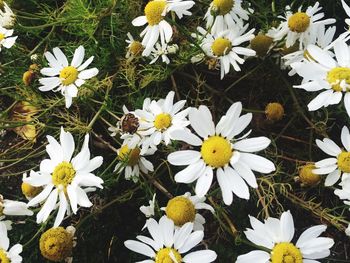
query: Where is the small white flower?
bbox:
[132,0,195,56]
[283,25,336,76]
[161,192,214,231]
[0,2,15,28]
[140,194,156,218]
[0,222,23,263]
[150,43,170,64]
[168,102,275,205]
[313,126,350,187]
[24,127,104,227]
[195,25,256,79]
[204,0,252,35]
[291,40,350,116]
[267,2,335,50]
[124,215,217,263]
[125,32,144,58]
[0,194,33,217]
[236,211,334,263]
[39,46,99,108]
[114,143,154,182]
[167,44,179,54]
[0,26,17,51]
[135,91,190,153]
[30,53,39,62]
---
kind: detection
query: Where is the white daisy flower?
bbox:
[0,2,15,28]
[135,91,190,153]
[0,26,16,51]
[39,45,99,108]
[167,102,276,205]
[291,40,350,116]
[0,222,22,263]
[140,193,156,218]
[312,126,350,187]
[126,32,144,58]
[132,0,195,56]
[267,2,335,50]
[236,210,334,263]
[24,127,104,227]
[114,143,154,182]
[204,0,252,35]
[150,42,170,64]
[195,25,256,79]
[161,192,214,231]
[124,215,217,263]
[283,25,336,76]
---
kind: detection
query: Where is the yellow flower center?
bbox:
[327,67,350,92]
[0,249,9,263]
[165,196,196,226]
[145,0,167,26]
[0,33,4,41]
[288,12,310,33]
[265,102,284,121]
[211,38,232,57]
[250,34,273,57]
[21,182,42,198]
[298,164,320,186]
[39,227,73,262]
[201,136,233,168]
[271,242,303,263]
[212,0,234,15]
[154,113,172,131]
[129,41,144,56]
[118,145,141,166]
[52,162,76,188]
[338,152,350,173]
[59,66,78,86]
[155,248,182,263]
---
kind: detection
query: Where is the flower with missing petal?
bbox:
[132,0,194,56]
[195,26,256,79]
[168,102,275,205]
[291,40,350,116]
[0,2,15,28]
[0,222,23,263]
[0,26,16,51]
[235,211,334,263]
[204,0,252,35]
[24,127,104,227]
[267,2,335,50]
[39,46,98,108]
[140,194,156,218]
[124,216,217,263]
[313,126,350,187]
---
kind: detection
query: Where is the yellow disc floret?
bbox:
[327,67,350,92]
[155,248,182,263]
[0,249,9,263]
[201,136,233,168]
[212,0,234,15]
[145,0,167,26]
[271,242,303,263]
[129,41,144,56]
[154,113,172,131]
[250,34,273,57]
[338,152,350,173]
[39,227,74,262]
[0,33,5,41]
[165,196,196,226]
[21,182,42,199]
[298,164,320,186]
[211,38,232,57]
[288,12,310,33]
[265,102,284,121]
[118,145,141,166]
[52,162,76,188]
[59,66,78,86]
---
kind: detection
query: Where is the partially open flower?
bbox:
[39,226,76,262]
[10,101,38,141]
[250,34,273,57]
[265,102,284,121]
